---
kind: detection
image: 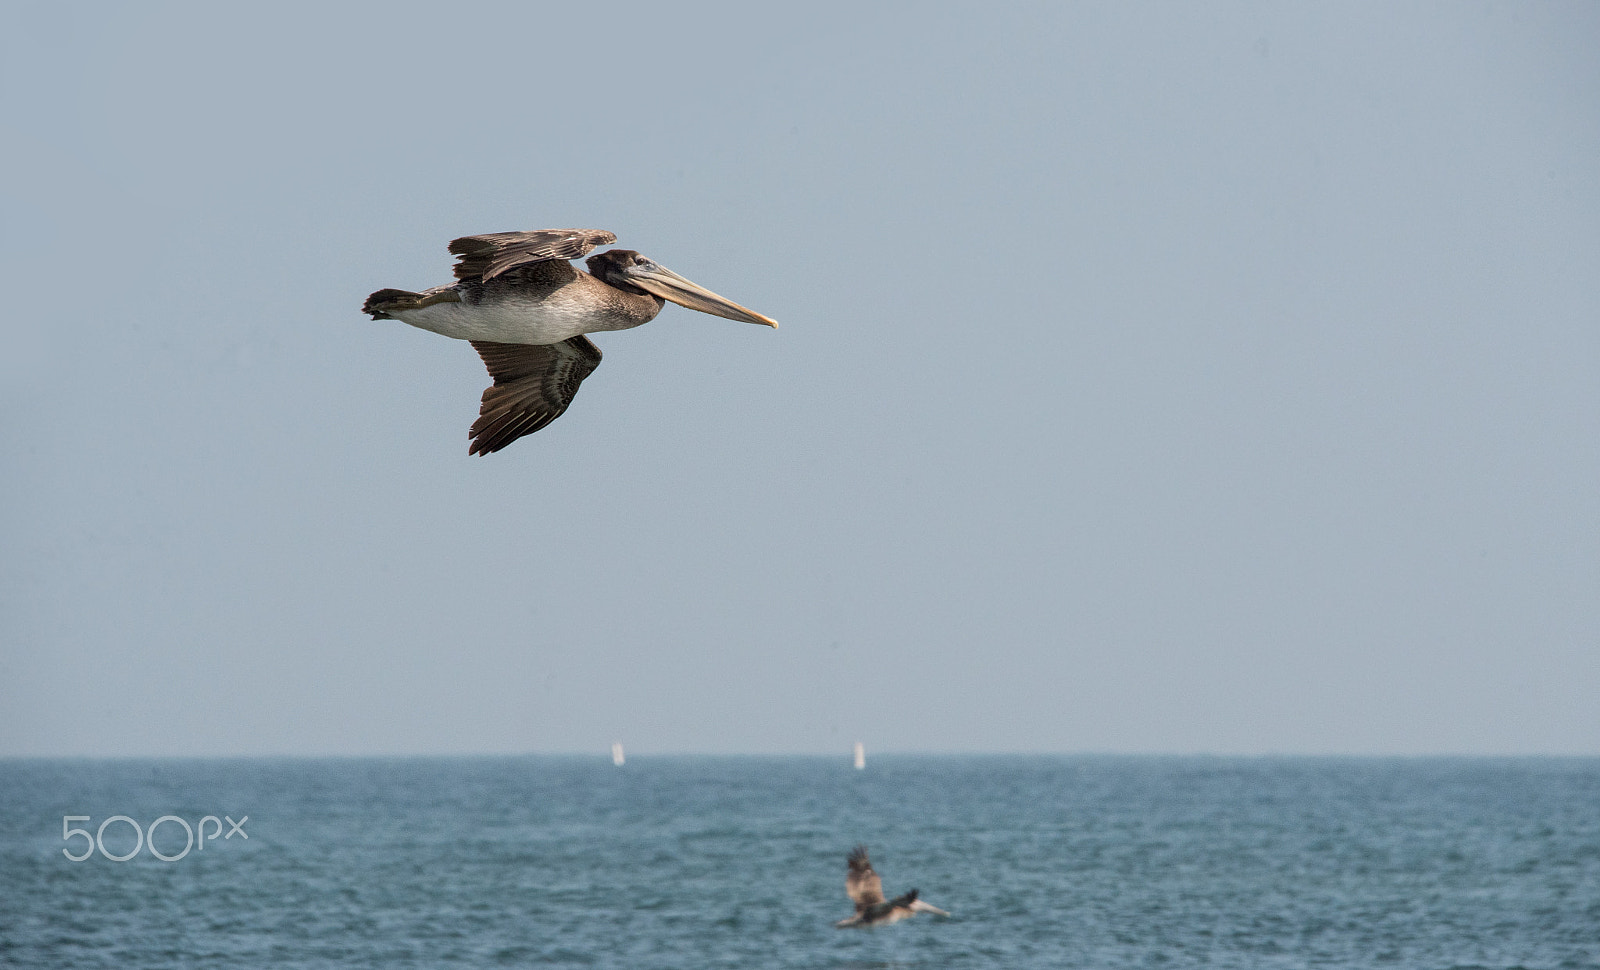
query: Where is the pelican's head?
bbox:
[587,250,779,328]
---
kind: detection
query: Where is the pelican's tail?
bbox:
[362,285,459,320]
[362,288,418,319]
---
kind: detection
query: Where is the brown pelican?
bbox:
[835,846,950,928]
[362,228,778,454]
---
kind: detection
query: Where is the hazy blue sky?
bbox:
[3,3,1596,757]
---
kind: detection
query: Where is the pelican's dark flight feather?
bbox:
[835,846,950,928]
[468,338,602,455]
[448,228,617,283]
[362,227,777,454]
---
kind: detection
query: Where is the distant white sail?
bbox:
[853,741,865,770]
[612,742,625,767]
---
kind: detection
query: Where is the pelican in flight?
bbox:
[362,228,778,454]
[835,846,950,928]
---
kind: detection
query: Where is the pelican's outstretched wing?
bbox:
[467,337,602,454]
[846,845,884,910]
[448,228,617,282]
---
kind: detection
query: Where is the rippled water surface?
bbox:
[2,756,1596,968]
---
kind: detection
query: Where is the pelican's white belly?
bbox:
[392,298,598,345]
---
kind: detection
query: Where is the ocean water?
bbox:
[0,756,1596,969]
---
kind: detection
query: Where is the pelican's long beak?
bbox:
[624,262,780,328]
